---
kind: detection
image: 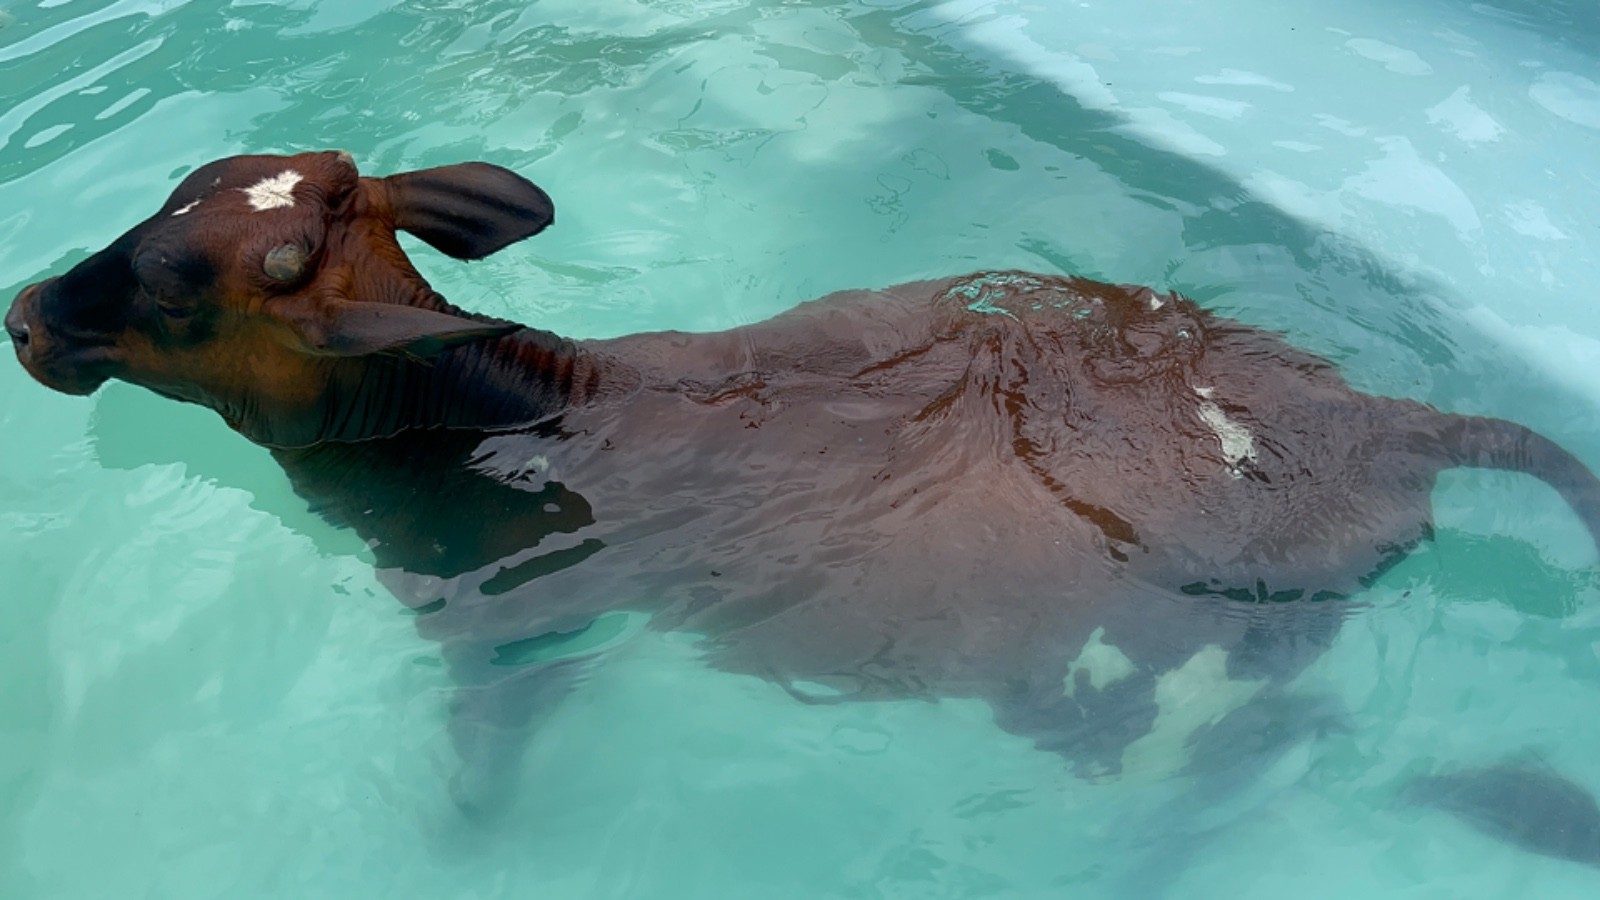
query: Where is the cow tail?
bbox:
[1436,414,1600,559]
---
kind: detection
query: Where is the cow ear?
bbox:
[271,297,519,358]
[384,162,554,260]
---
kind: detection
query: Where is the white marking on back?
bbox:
[1193,386,1256,473]
[170,199,201,217]
[241,170,303,211]
[1063,627,1136,697]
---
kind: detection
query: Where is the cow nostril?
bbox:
[4,312,29,349]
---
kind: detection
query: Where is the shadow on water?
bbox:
[86,382,370,560]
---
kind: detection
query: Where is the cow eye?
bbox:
[132,245,215,301]
[156,301,195,321]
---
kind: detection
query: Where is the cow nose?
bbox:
[4,302,29,350]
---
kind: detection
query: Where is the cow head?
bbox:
[5,150,554,447]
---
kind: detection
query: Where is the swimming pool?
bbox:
[3,0,1600,896]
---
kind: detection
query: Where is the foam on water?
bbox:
[3,1,1600,897]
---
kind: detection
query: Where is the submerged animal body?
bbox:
[8,152,1600,821]
[1403,763,1600,868]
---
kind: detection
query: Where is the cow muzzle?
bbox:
[6,279,114,395]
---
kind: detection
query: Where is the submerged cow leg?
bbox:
[986,612,1355,894]
[1401,762,1600,867]
[984,588,1349,774]
[982,593,1354,890]
[988,666,1161,780]
[440,650,589,822]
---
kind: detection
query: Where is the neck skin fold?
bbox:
[236,299,629,448]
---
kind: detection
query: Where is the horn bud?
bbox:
[263,244,306,282]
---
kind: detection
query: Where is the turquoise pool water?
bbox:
[4,0,1600,896]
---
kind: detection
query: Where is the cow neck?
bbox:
[307,292,621,446]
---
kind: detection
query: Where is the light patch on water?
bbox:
[95,87,151,122]
[1194,69,1293,92]
[1114,105,1228,157]
[1427,86,1505,144]
[23,123,73,149]
[1158,92,1251,121]
[1347,137,1482,237]
[1504,201,1569,242]
[1075,43,1119,63]
[1062,626,1136,697]
[241,170,302,211]
[1313,113,1367,137]
[1345,38,1434,76]
[1118,645,1266,778]
[1454,303,1600,453]
[1529,71,1600,130]
[1247,139,1485,251]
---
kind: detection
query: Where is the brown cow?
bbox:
[8,151,1600,846]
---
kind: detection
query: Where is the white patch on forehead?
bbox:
[170,199,201,217]
[1149,293,1166,310]
[1194,387,1257,474]
[241,169,303,211]
[1062,627,1136,697]
[1117,644,1266,780]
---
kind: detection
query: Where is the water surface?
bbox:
[3,1,1600,897]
